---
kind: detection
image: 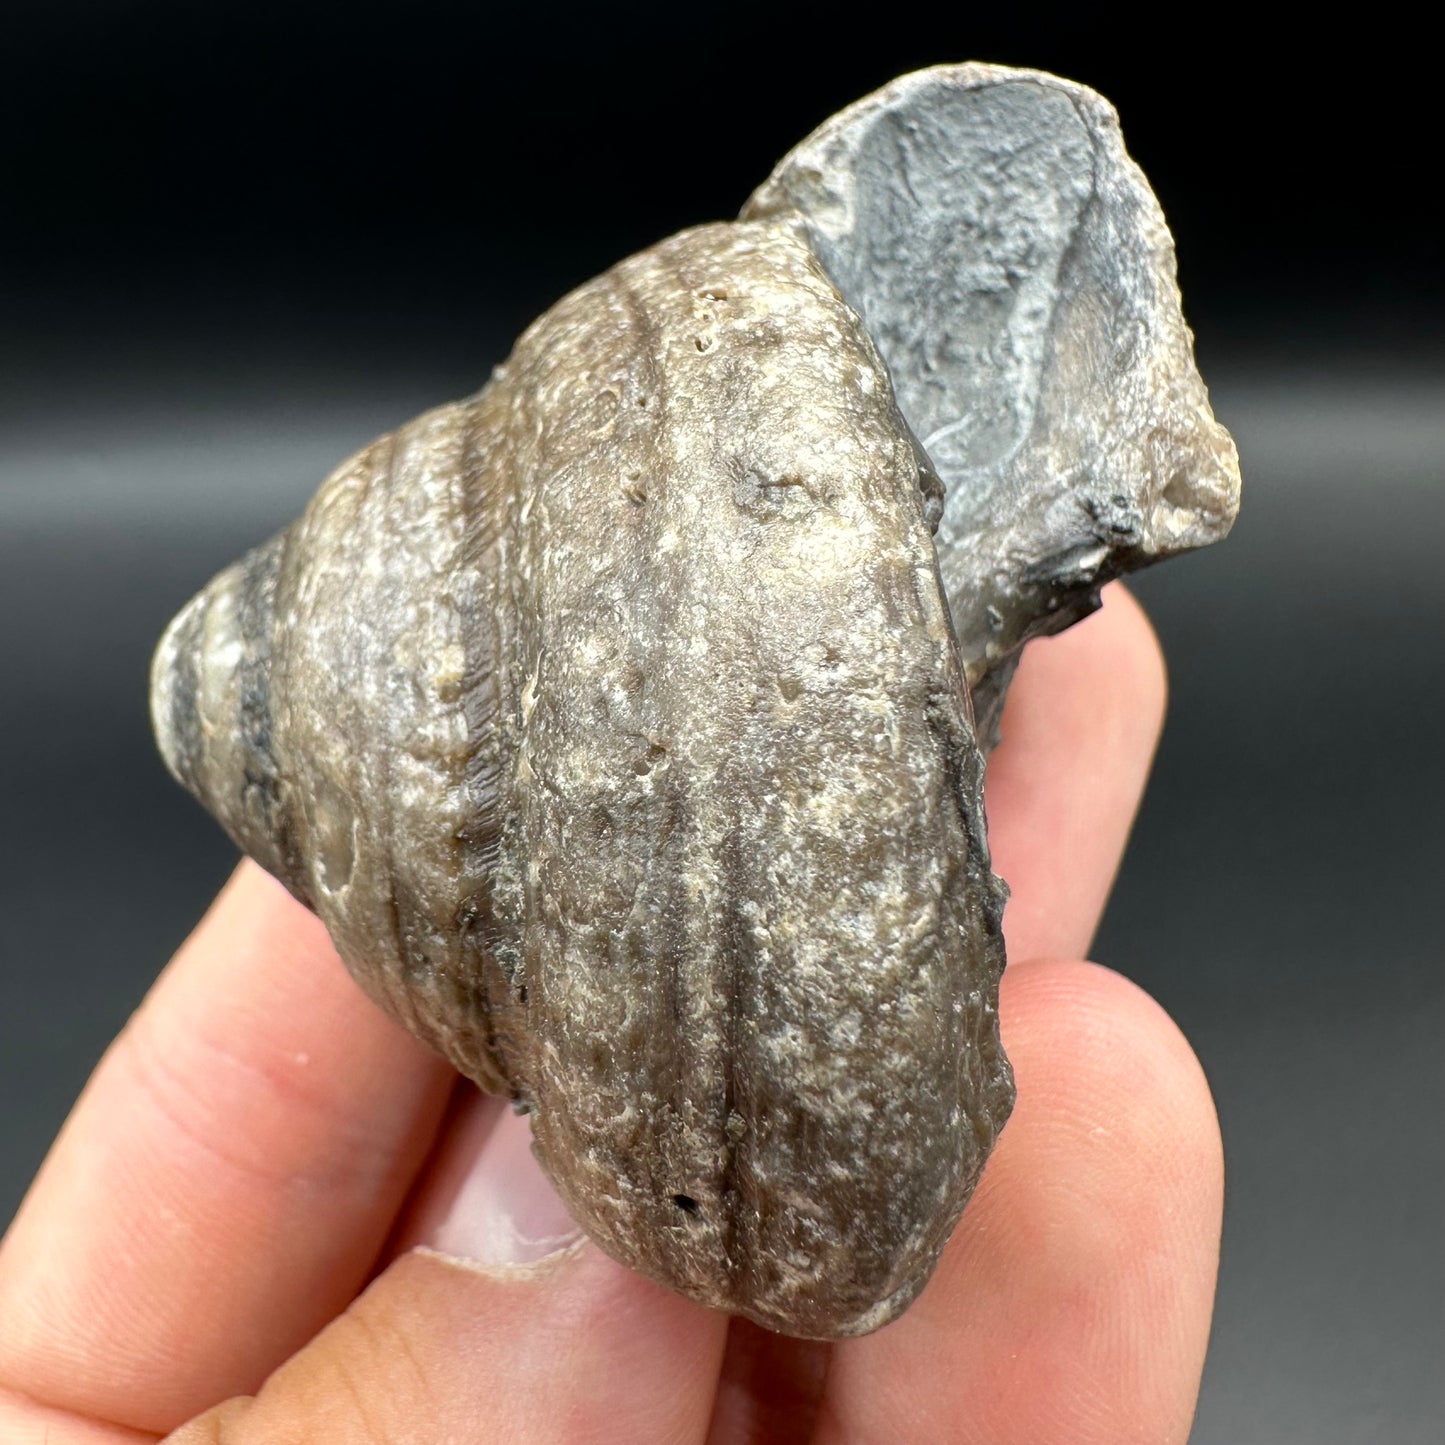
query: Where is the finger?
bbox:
[813,958,1223,1445]
[0,863,455,1436]
[985,583,1168,962]
[705,1319,830,1445]
[166,1252,727,1445]
[166,1094,731,1445]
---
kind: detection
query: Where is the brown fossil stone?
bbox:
[151,64,1238,1338]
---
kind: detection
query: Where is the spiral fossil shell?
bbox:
[151,64,1239,1337]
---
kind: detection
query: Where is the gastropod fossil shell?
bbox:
[151,63,1239,1338]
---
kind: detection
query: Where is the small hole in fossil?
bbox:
[632,739,667,774]
[671,1193,701,1216]
[1162,469,1195,509]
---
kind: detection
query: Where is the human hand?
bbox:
[0,583,1222,1444]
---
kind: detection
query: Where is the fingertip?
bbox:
[998,957,1224,1230]
[819,957,1222,1445]
[1004,581,1169,770]
[1089,583,1169,738]
[986,583,1170,963]
[966,957,1223,1442]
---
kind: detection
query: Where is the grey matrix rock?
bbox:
[150,63,1239,1338]
[747,64,1239,741]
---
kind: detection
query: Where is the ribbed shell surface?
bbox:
[152,218,1012,1336]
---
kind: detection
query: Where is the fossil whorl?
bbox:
[153,218,1011,1337]
[151,63,1239,1339]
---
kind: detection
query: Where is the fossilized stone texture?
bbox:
[153,219,1012,1337]
[151,62,1239,1340]
[747,63,1240,740]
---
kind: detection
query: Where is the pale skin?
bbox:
[0,583,1223,1444]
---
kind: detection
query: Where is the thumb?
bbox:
[165,1093,730,1444]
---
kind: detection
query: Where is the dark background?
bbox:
[2,4,1441,1439]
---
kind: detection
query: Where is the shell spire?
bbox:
[152,532,308,906]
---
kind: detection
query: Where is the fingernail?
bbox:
[421,1093,583,1266]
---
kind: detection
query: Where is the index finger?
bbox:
[0,864,454,1437]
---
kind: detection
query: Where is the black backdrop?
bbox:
[5,3,1438,350]
[2,6,1441,1441]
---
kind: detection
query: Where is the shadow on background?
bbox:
[2,5,1441,1441]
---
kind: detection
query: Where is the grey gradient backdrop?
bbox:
[2,6,1441,1440]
